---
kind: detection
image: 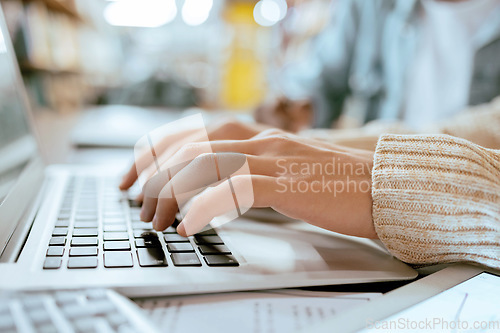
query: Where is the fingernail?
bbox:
[152,216,158,230]
[177,222,187,237]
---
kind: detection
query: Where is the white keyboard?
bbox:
[0,289,159,333]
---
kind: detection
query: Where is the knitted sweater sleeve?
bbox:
[371,134,500,269]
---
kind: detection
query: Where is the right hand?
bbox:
[119,118,271,196]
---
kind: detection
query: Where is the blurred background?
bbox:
[1,0,333,113]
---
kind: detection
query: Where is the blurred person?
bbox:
[256,0,500,133]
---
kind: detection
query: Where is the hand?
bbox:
[119,118,271,195]
[130,128,377,239]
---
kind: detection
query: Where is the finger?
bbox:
[152,152,248,230]
[140,196,157,222]
[153,152,283,230]
[126,123,206,191]
[135,192,144,203]
[138,138,271,221]
[133,136,263,198]
[119,162,138,190]
[177,175,277,236]
[140,169,171,221]
[129,119,262,192]
[141,139,259,201]
[152,196,178,231]
[135,132,204,192]
[163,139,259,172]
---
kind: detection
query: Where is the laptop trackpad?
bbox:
[219,219,402,275]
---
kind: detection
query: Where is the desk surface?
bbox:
[34,108,133,167]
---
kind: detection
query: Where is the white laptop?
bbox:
[0,6,416,297]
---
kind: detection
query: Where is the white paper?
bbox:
[135,290,381,333]
[362,273,500,332]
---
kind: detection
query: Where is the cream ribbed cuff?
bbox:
[372,134,500,269]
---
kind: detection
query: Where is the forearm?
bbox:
[371,134,500,269]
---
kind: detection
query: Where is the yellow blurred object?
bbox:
[220,1,267,111]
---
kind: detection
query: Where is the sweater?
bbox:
[372,134,500,269]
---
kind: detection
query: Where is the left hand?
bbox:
[136,130,377,239]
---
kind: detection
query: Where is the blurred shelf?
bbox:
[26,0,80,20]
[20,62,80,75]
[1,0,81,21]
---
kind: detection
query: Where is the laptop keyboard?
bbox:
[43,176,239,270]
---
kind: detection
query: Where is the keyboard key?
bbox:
[58,213,71,220]
[49,237,66,246]
[104,252,133,268]
[104,241,131,251]
[198,244,231,255]
[137,248,168,267]
[72,318,97,332]
[73,228,98,237]
[46,246,65,256]
[132,222,153,229]
[52,227,68,236]
[162,226,177,234]
[133,230,157,238]
[55,220,69,227]
[0,314,15,330]
[71,237,98,246]
[204,255,239,266]
[103,232,129,241]
[103,211,124,218]
[54,292,78,305]
[43,257,62,269]
[107,312,129,327]
[167,243,194,253]
[129,207,141,215]
[85,289,108,300]
[103,225,127,232]
[27,307,51,324]
[171,253,201,266]
[35,323,58,333]
[67,257,98,269]
[164,234,190,243]
[75,208,97,214]
[63,300,115,319]
[130,216,143,223]
[103,218,126,225]
[128,199,142,208]
[193,235,224,245]
[195,228,218,236]
[74,221,98,228]
[69,247,98,256]
[75,215,98,221]
[22,296,45,309]
[135,239,161,248]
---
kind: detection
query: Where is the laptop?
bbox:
[0,6,417,297]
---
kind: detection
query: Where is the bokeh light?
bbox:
[253,0,287,27]
[104,0,177,28]
[182,0,213,26]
